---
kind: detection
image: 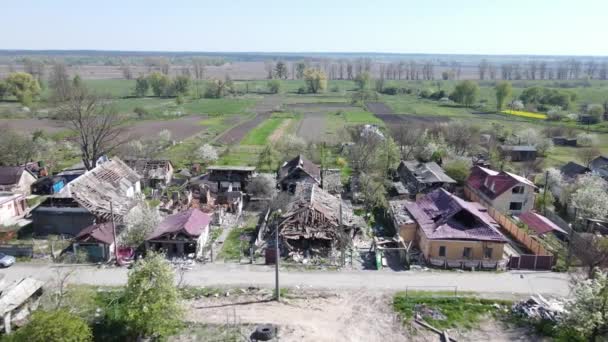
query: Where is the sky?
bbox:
[2,0,607,56]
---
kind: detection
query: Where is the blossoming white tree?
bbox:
[197,144,218,164]
[559,271,608,340]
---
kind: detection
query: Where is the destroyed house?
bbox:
[206,165,256,192]
[0,192,27,226]
[403,189,507,265]
[397,161,456,197]
[466,166,536,215]
[560,161,590,181]
[499,145,537,162]
[67,158,141,222]
[0,166,37,195]
[30,176,65,195]
[31,197,96,236]
[145,208,211,259]
[277,184,362,256]
[124,159,174,189]
[589,156,608,179]
[278,155,321,192]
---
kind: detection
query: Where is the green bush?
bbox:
[6,310,92,342]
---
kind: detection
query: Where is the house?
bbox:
[30,176,66,195]
[145,208,212,259]
[275,183,364,257]
[466,166,536,215]
[519,211,568,238]
[66,158,141,222]
[31,197,96,236]
[55,162,87,183]
[0,193,27,226]
[560,161,590,181]
[397,161,456,197]
[499,145,537,162]
[398,189,507,267]
[589,156,608,179]
[552,137,577,147]
[72,222,117,262]
[206,165,256,193]
[124,159,174,189]
[321,169,342,195]
[0,167,37,195]
[277,155,321,192]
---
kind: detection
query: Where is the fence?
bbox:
[464,186,552,257]
[508,254,554,270]
[0,244,34,257]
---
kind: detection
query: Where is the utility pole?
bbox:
[110,202,118,265]
[543,171,549,216]
[275,218,280,302]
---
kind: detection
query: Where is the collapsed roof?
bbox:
[68,158,141,221]
[123,159,173,180]
[398,161,456,184]
[279,184,362,242]
[405,188,507,242]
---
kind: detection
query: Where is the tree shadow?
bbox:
[195,298,275,309]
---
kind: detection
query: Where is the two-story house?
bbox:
[466,166,536,215]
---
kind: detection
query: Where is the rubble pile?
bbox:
[414,304,446,321]
[511,295,565,322]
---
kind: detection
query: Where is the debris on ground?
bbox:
[414,304,447,321]
[511,295,565,322]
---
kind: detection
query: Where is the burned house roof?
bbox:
[75,222,116,245]
[278,155,321,185]
[590,156,608,178]
[404,188,507,242]
[279,184,362,241]
[389,199,415,226]
[321,169,342,194]
[560,161,590,180]
[147,208,211,240]
[519,211,568,236]
[123,159,173,180]
[68,158,141,221]
[0,166,34,185]
[398,161,456,184]
[466,166,536,200]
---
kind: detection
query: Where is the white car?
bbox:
[0,253,16,268]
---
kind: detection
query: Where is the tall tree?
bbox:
[59,83,126,170]
[449,80,479,107]
[5,72,41,106]
[134,75,149,97]
[48,62,71,103]
[147,72,170,97]
[303,69,327,94]
[495,81,512,112]
[275,61,289,79]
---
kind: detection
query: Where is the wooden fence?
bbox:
[464,186,552,256]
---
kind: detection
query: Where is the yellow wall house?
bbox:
[390,188,508,269]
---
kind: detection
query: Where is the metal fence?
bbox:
[0,244,34,257]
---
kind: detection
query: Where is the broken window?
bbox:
[509,202,523,211]
[512,186,524,194]
[484,247,493,259]
[438,246,446,257]
[462,247,472,259]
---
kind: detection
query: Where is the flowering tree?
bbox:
[507,128,553,156]
[121,201,161,247]
[559,271,608,340]
[571,174,608,220]
[577,132,599,147]
[197,144,218,164]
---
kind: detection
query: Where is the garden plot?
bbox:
[286,103,362,142]
[0,118,68,135]
[126,115,210,141]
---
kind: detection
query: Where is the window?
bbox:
[512,186,524,194]
[484,247,493,259]
[509,202,523,211]
[490,182,495,192]
[462,247,472,259]
[438,246,446,257]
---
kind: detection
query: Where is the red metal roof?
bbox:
[466,166,535,200]
[147,208,211,240]
[404,189,507,242]
[75,222,115,245]
[519,211,568,236]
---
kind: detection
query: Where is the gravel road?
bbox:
[2,263,571,297]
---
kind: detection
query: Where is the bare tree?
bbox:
[571,232,608,278]
[192,58,206,80]
[120,63,133,80]
[478,59,489,80]
[48,62,71,103]
[390,124,425,160]
[60,85,127,170]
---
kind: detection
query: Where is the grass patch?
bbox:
[393,292,511,330]
[342,110,384,125]
[240,117,286,145]
[218,225,256,260]
[182,98,256,115]
[217,145,264,166]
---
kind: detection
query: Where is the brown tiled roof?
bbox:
[466,166,535,200]
[147,208,211,240]
[519,211,568,236]
[75,222,115,245]
[405,188,506,242]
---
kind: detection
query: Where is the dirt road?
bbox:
[3,263,570,297]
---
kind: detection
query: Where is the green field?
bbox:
[241,117,286,145]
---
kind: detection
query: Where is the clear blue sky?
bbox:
[3,0,607,55]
